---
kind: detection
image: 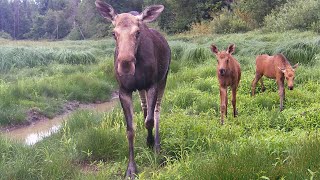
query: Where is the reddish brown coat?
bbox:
[251,53,298,111]
[211,44,241,125]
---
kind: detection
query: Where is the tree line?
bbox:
[0,0,318,40]
[0,0,233,40]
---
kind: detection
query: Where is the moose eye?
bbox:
[112,32,116,38]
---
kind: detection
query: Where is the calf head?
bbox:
[95,0,164,76]
[278,63,299,90]
[210,44,236,76]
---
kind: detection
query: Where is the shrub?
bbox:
[264,0,320,32]
[234,0,287,28]
[211,9,251,34]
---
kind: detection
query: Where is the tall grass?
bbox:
[0,31,320,179]
[0,39,116,125]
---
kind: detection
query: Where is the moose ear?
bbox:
[138,5,164,23]
[210,44,219,55]
[292,63,299,69]
[226,44,235,54]
[278,67,286,73]
[95,0,117,24]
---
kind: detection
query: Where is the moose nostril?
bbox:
[289,86,293,90]
[219,69,226,75]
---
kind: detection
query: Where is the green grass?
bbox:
[0,39,116,125]
[1,30,320,179]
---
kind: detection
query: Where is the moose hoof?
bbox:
[234,110,238,117]
[125,162,137,179]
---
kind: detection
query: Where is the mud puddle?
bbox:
[2,98,118,145]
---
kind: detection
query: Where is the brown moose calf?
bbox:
[211,44,241,125]
[251,53,298,111]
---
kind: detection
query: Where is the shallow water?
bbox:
[3,99,118,145]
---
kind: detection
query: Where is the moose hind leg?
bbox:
[232,86,238,117]
[251,73,262,96]
[260,78,266,92]
[139,90,147,119]
[145,85,158,148]
[119,90,137,179]
[154,80,166,154]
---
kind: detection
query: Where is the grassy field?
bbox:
[0,30,320,179]
[0,39,116,125]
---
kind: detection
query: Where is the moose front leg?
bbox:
[220,87,227,125]
[145,85,158,148]
[119,90,137,179]
[277,79,285,111]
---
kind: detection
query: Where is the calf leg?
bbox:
[251,73,262,96]
[260,78,266,92]
[145,85,158,148]
[220,87,227,125]
[232,86,238,117]
[119,90,137,179]
[139,90,147,119]
[277,79,285,111]
[225,90,228,117]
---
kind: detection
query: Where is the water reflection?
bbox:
[25,125,60,145]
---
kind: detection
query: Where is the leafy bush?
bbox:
[264,0,320,32]
[234,0,287,28]
[211,9,251,34]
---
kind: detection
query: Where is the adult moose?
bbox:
[251,53,298,111]
[95,1,170,178]
[210,44,241,125]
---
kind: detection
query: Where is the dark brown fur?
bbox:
[96,1,170,178]
[211,44,241,125]
[251,53,298,111]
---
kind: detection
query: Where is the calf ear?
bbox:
[227,44,235,54]
[292,63,299,69]
[138,5,164,23]
[278,67,286,73]
[95,0,117,23]
[210,44,219,55]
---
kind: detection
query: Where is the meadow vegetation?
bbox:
[0,39,116,125]
[1,30,320,179]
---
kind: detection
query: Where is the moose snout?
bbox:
[288,86,294,90]
[118,60,136,76]
[219,69,226,76]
